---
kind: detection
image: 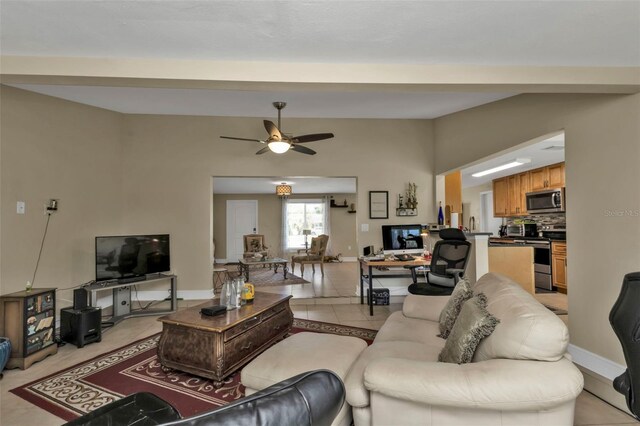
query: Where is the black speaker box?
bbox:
[73,288,88,310]
[61,307,102,348]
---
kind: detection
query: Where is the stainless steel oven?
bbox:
[514,238,552,290]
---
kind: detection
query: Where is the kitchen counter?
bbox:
[430,230,493,237]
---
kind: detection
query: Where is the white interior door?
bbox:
[480,191,503,235]
[226,200,258,262]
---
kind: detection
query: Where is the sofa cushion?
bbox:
[375,311,443,346]
[439,293,500,364]
[473,273,570,362]
[344,340,443,409]
[402,293,451,322]
[438,278,474,338]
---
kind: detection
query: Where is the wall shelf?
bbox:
[396,208,418,216]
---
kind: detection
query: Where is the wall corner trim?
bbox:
[567,343,626,381]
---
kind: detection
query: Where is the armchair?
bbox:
[65,369,345,426]
[291,234,329,275]
[610,271,640,419]
[243,234,269,259]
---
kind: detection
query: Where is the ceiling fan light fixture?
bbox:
[268,140,291,154]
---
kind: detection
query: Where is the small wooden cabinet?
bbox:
[0,288,58,369]
[552,242,567,292]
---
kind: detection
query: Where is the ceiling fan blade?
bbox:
[291,133,334,143]
[263,120,283,140]
[255,146,271,155]
[291,144,316,155]
[220,136,264,143]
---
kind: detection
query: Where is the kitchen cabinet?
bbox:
[492,162,564,217]
[552,242,567,292]
[518,171,530,215]
[547,163,565,188]
[445,170,462,217]
[507,172,530,216]
[493,177,509,217]
[530,163,565,191]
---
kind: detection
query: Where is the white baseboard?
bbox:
[567,344,626,381]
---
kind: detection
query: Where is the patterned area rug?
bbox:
[11,319,376,422]
[225,263,310,286]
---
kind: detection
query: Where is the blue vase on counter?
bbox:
[0,337,11,378]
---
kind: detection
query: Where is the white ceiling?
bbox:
[461,133,565,188]
[2,1,638,118]
[2,1,638,66]
[6,85,513,118]
[212,177,356,194]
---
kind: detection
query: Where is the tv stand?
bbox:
[117,275,147,284]
[85,274,177,325]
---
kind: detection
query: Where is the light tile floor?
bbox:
[0,263,636,425]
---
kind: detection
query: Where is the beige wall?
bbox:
[119,114,434,291]
[435,93,640,369]
[0,86,124,306]
[0,88,435,300]
[212,193,357,260]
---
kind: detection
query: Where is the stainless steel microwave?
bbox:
[526,188,565,214]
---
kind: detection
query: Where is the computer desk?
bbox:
[358,257,430,316]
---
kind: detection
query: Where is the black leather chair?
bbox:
[408,228,471,296]
[610,272,640,420]
[65,369,345,426]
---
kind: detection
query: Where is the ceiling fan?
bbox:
[220,102,334,155]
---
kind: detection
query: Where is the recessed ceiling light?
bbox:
[472,158,531,178]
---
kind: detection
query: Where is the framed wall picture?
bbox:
[369,191,389,219]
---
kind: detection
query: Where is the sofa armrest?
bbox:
[402,294,450,322]
[364,356,583,411]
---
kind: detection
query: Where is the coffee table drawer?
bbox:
[224,314,261,341]
[223,309,292,369]
[260,303,286,321]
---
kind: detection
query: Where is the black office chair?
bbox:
[408,228,472,296]
[65,369,345,426]
[610,272,640,420]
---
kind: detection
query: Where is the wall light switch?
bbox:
[361,223,369,232]
[17,201,25,214]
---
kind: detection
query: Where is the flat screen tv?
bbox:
[95,234,171,282]
[381,224,424,254]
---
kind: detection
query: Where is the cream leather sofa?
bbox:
[344,273,584,426]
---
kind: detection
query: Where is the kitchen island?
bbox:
[488,246,535,294]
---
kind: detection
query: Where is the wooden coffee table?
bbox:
[157,292,293,387]
[238,257,289,281]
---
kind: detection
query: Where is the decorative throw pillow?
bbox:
[438,293,500,364]
[438,278,473,338]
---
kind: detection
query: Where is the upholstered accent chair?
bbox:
[291,234,329,275]
[243,234,269,259]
